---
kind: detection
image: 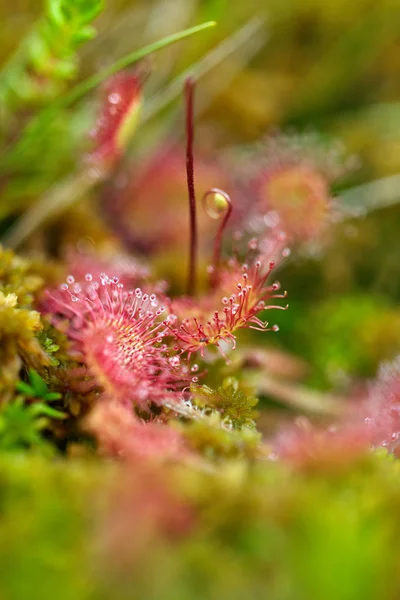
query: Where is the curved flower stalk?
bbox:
[167,258,287,358]
[44,273,188,407]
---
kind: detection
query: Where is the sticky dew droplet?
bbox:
[203,189,230,220]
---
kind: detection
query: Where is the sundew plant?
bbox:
[0,1,400,599]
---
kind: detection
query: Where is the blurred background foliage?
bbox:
[1,0,400,598]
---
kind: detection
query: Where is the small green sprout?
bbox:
[0,396,63,452]
[0,370,66,451]
[16,368,62,403]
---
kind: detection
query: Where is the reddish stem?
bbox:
[210,188,232,269]
[202,188,233,287]
[185,78,197,296]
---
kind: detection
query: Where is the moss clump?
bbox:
[0,291,48,399]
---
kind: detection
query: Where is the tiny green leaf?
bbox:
[44,392,62,401]
[30,404,66,419]
[28,369,49,396]
[15,381,35,396]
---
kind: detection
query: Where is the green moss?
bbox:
[0,291,49,399]
[0,453,398,599]
[192,377,259,430]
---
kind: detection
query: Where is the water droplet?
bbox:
[85,273,93,282]
[87,166,102,180]
[66,275,75,284]
[108,92,121,104]
[191,364,199,372]
[191,376,199,383]
[272,324,279,332]
[282,247,291,258]
[248,238,258,250]
[202,189,230,220]
[263,211,280,228]
[71,295,78,302]
[60,283,68,291]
